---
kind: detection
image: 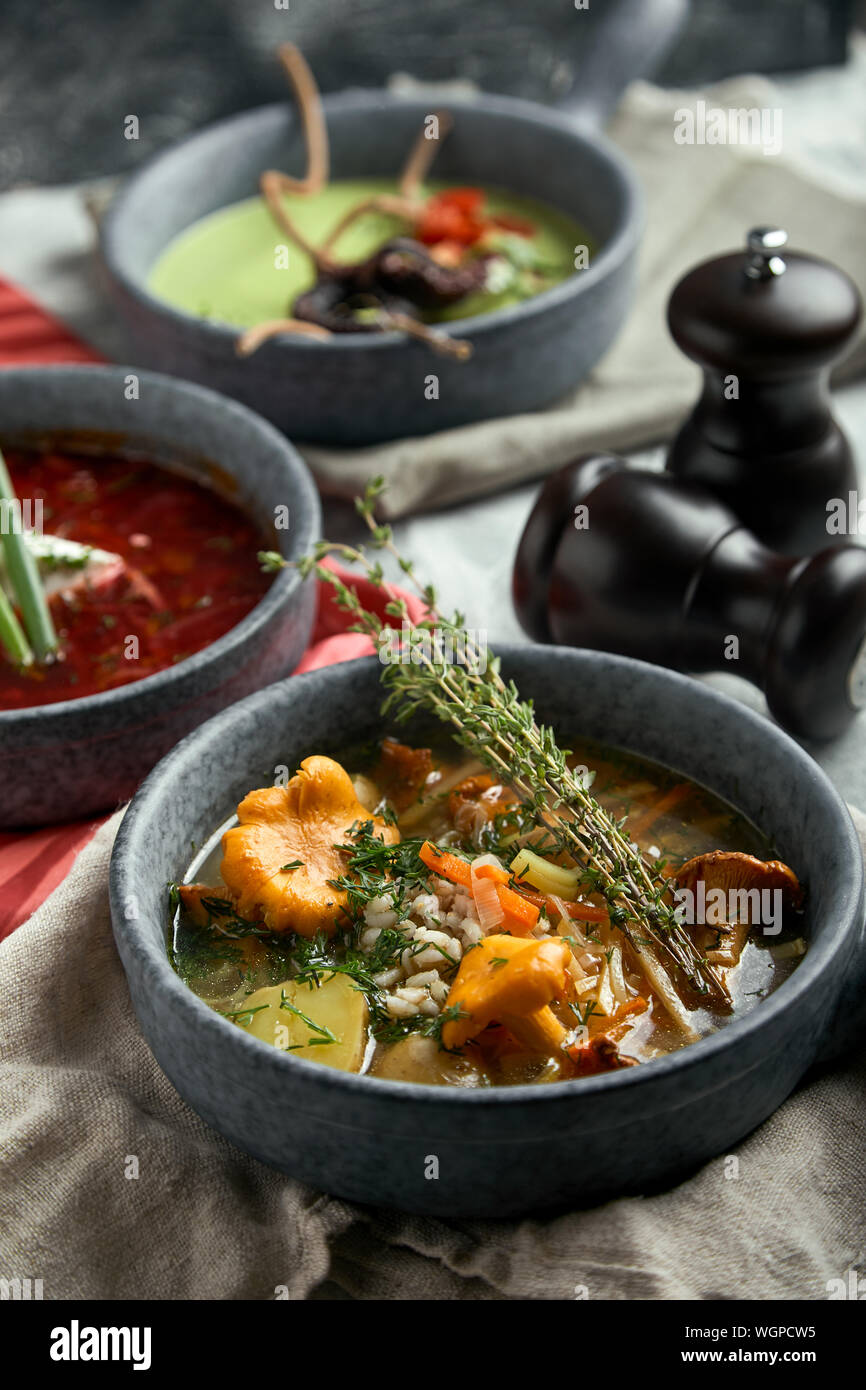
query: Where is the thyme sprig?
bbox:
[264,478,726,1012]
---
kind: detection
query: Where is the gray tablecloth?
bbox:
[1,807,864,1300]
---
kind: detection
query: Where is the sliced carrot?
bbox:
[477,864,540,934]
[494,886,539,936]
[550,896,608,924]
[474,862,510,885]
[606,996,649,1026]
[509,882,609,924]
[629,781,692,840]
[418,841,540,935]
[419,840,471,888]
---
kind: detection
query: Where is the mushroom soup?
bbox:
[170,734,806,1088]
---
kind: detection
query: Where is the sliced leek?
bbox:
[510,846,579,900]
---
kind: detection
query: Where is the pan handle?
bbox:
[560,0,689,129]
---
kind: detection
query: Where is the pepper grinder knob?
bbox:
[744,225,788,279]
[513,454,866,741]
[666,229,862,555]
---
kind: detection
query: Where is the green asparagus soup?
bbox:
[148,180,589,329]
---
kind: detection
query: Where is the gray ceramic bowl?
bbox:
[100,91,642,445]
[109,647,865,1218]
[0,365,320,827]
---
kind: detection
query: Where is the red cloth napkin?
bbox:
[0,279,103,367]
[0,277,421,940]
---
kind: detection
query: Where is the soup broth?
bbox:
[149,181,587,330]
[0,448,272,708]
[170,735,806,1089]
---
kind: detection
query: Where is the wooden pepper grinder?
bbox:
[513,453,866,740]
[666,228,862,554]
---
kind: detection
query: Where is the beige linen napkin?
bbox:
[1,807,865,1301]
[301,73,866,518]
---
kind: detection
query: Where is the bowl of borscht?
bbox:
[0,365,320,827]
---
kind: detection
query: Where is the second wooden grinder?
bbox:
[513,453,866,741]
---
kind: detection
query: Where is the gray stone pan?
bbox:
[109,647,866,1217]
[0,365,320,826]
[99,1,689,444]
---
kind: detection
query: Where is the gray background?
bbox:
[0,0,858,190]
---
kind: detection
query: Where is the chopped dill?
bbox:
[569,999,602,1028]
[220,1003,270,1026]
[279,988,338,1044]
[328,822,431,922]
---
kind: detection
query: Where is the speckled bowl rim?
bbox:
[101,89,643,353]
[0,365,321,730]
[110,648,865,1108]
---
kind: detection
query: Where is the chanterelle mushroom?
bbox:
[220,755,399,936]
[376,736,433,812]
[673,851,802,967]
[570,1034,639,1077]
[448,773,518,843]
[441,934,571,1054]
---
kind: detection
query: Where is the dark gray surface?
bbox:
[0,366,321,826]
[1,0,853,190]
[109,647,864,1217]
[100,89,641,443]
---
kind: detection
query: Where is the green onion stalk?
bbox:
[0,584,33,667]
[0,446,59,665]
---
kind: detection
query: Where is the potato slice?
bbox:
[230,974,368,1072]
[371,1034,488,1087]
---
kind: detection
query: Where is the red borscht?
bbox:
[0,449,272,709]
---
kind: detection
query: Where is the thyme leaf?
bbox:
[294,478,727,1012]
